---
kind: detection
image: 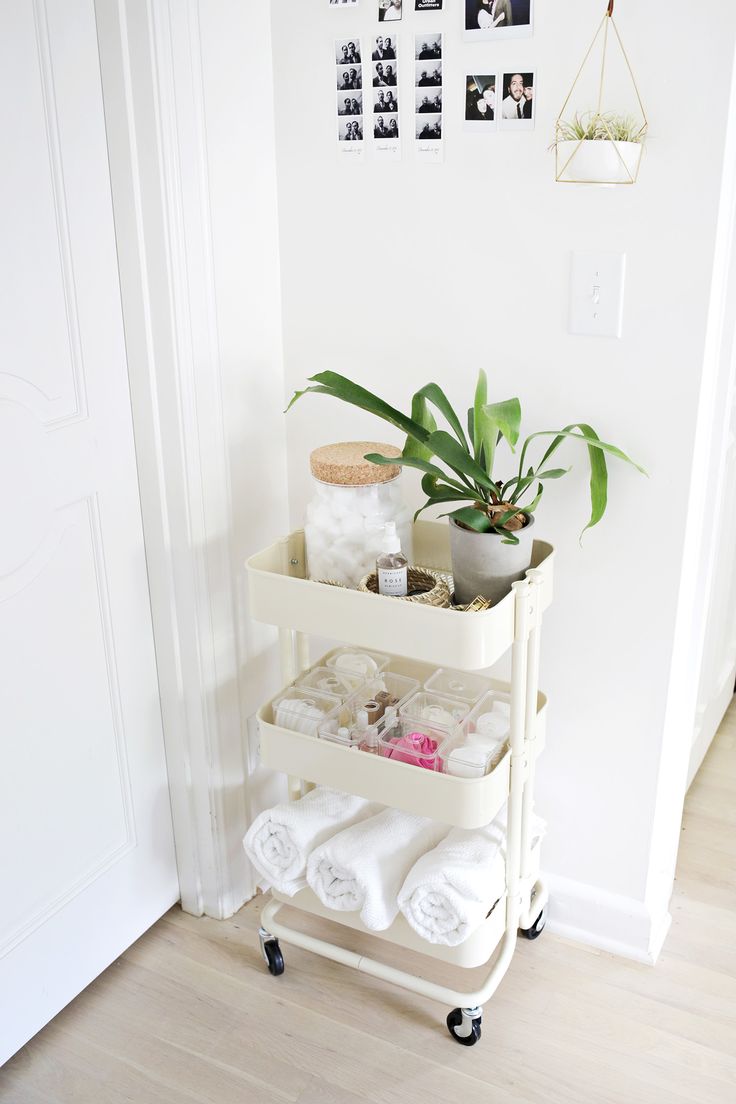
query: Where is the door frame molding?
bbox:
[95,0,254,918]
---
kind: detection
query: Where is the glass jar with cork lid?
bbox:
[305,442,413,589]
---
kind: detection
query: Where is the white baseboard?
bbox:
[545,873,672,965]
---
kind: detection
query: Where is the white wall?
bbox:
[271,0,736,958]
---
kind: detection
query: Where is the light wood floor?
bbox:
[3,707,735,1104]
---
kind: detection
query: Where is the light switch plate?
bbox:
[569,251,626,338]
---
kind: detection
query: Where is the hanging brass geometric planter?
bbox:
[555,1,648,186]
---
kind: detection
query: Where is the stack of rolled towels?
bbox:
[243,787,545,946]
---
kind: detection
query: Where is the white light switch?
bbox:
[569,252,626,338]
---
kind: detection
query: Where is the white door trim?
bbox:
[96,0,254,918]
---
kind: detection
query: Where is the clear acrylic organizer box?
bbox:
[317,672,420,748]
[295,666,365,701]
[324,646,390,679]
[442,691,513,778]
[271,686,342,737]
[423,667,494,706]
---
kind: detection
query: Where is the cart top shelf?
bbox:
[246,520,554,670]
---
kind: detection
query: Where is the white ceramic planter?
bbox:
[557,139,642,184]
[449,516,535,606]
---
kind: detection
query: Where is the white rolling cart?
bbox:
[246,520,553,1046]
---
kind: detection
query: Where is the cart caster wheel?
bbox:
[447,1006,482,1046]
[521,906,547,940]
[258,927,285,976]
[263,939,284,976]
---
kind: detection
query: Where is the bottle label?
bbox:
[378,566,408,597]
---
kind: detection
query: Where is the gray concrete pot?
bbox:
[449,516,535,606]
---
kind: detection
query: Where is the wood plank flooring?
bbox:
[2,704,735,1103]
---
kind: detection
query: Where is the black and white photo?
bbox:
[378,0,403,21]
[416,114,442,140]
[374,115,400,139]
[416,0,443,10]
[373,61,397,87]
[465,75,496,124]
[335,39,362,65]
[415,35,442,60]
[416,62,442,87]
[500,70,535,128]
[464,0,533,41]
[338,117,364,141]
[372,34,397,60]
[374,88,398,112]
[338,93,364,115]
[337,65,363,90]
[416,90,442,113]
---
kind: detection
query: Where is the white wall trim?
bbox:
[547,874,672,966]
[644,35,736,925]
[96,0,253,919]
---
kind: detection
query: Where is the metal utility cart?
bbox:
[246,520,553,1046]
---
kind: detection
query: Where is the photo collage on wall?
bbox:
[371,31,401,159]
[464,70,536,131]
[335,37,365,157]
[415,32,443,161]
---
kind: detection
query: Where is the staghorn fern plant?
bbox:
[287,370,645,545]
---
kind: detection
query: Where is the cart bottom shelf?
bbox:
[271,886,507,970]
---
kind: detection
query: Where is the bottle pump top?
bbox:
[381,521,401,555]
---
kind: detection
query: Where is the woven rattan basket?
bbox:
[358,567,451,607]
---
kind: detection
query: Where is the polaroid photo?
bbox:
[338,91,364,115]
[337,64,363,91]
[463,0,533,42]
[335,39,362,66]
[415,61,442,87]
[373,88,399,113]
[498,70,535,130]
[464,74,498,130]
[371,33,397,61]
[415,34,442,60]
[378,0,403,21]
[373,60,398,87]
[416,0,443,10]
[416,88,442,114]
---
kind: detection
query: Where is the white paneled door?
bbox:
[0,0,179,1063]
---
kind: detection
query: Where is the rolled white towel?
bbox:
[243,788,378,897]
[307,809,448,931]
[398,812,547,946]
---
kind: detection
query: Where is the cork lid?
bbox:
[310,442,402,486]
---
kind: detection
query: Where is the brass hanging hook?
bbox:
[607,1,614,15]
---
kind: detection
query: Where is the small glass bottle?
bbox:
[376,521,408,597]
[360,723,379,755]
[354,708,377,755]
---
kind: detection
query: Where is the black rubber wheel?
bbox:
[446,1008,482,1046]
[520,907,547,941]
[263,939,285,976]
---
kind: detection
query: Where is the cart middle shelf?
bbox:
[258,666,547,830]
